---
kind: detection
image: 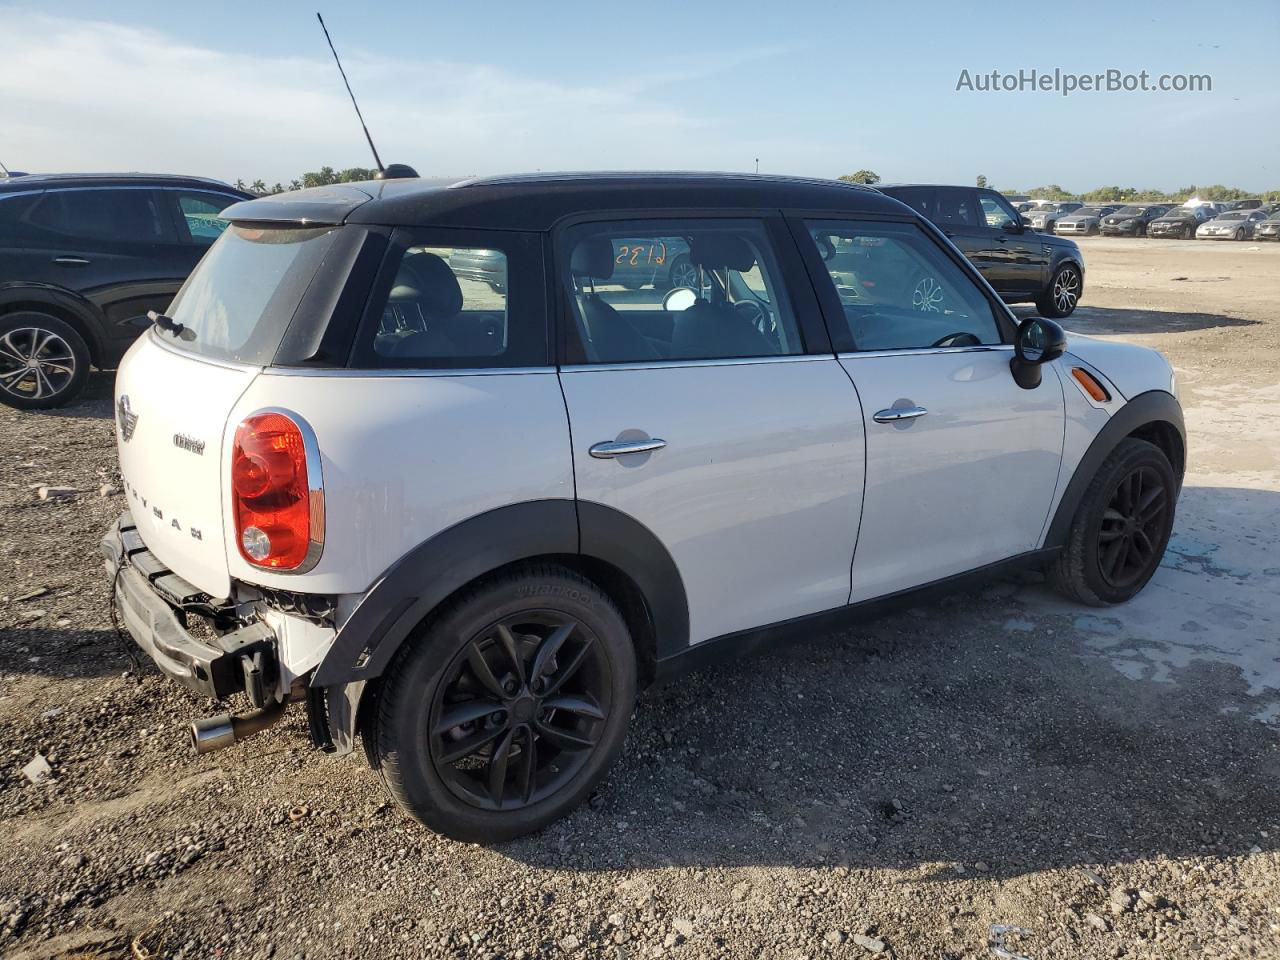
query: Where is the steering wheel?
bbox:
[930,331,983,348]
[734,300,778,343]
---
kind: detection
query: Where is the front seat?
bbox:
[670,234,775,360]
[571,238,660,363]
[384,251,465,359]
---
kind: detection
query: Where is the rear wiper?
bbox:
[147,310,186,337]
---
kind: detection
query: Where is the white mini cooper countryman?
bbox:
[102,172,1184,841]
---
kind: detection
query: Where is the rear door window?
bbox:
[350,229,546,369]
[24,188,169,243]
[561,219,804,363]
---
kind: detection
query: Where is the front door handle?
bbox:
[589,437,667,459]
[52,256,91,266]
[873,406,928,424]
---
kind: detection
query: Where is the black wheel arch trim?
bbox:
[310,498,689,690]
[0,283,110,364]
[1043,389,1185,549]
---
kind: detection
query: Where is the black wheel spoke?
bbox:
[434,698,504,736]
[542,694,605,721]
[494,623,526,685]
[535,719,597,753]
[438,725,506,765]
[1101,536,1126,579]
[486,728,516,806]
[466,642,508,699]
[541,637,594,697]
[1131,527,1155,560]
[530,622,574,686]
[517,726,537,804]
[1138,486,1166,523]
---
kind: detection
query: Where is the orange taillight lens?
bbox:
[231,412,321,570]
[1071,367,1111,403]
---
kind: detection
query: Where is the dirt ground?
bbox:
[1,237,1278,960]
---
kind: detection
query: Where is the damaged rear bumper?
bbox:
[100,512,277,701]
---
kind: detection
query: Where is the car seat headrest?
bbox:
[689,234,756,272]
[389,251,463,322]
[570,238,615,281]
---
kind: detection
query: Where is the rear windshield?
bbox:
[164,224,339,364]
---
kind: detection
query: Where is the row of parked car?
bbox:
[1014,198,1280,240]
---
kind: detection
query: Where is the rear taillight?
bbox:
[231,410,324,572]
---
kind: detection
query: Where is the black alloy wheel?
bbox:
[1096,464,1170,590]
[430,612,610,811]
[371,564,636,842]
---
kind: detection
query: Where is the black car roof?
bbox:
[0,172,246,193]
[221,172,907,231]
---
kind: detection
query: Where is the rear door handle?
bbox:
[873,406,928,424]
[52,256,91,266]
[589,438,667,459]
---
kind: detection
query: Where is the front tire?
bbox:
[371,564,636,842]
[1050,438,1177,606]
[0,312,91,410]
[1036,263,1081,318]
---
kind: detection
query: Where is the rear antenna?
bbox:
[316,12,386,176]
[0,158,11,178]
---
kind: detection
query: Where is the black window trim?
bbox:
[785,209,1020,353]
[346,224,550,371]
[550,208,831,367]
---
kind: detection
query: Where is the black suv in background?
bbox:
[879,184,1085,318]
[1099,204,1170,237]
[1148,205,1213,239]
[0,173,251,408]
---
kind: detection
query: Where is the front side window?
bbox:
[978,192,1019,230]
[805,220,1003,352]
[563,219,803,364]
[24,188,166,243]
[175,192,239,243]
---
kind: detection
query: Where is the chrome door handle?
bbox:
[873,406,928,424]
[52,256,91,266]
[589,438,667,459]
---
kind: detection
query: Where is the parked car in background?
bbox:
[1100,205,1170,237]
[879,184,1085,317]
[1054,205,1121,236]
[1254,211,1280,241]
[1148,206,1215,239]
[1196,208,1269,240]
[1225,199,1262,211]
[101,171,1184,841]
[0,173,252,408]
[1025,201,1084,233]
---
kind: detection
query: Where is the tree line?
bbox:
[233,166,379,195]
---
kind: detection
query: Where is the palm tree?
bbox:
[250,179,267,195]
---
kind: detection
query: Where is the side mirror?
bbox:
[1006,216,1026,233]
[1010,316,1066,389]
[662,287,698,312]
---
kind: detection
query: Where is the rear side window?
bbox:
[562,219,804,364]
[805,220,1002,351]
[165,224,339,364]
[174,192,239,244]
[350,230,545,369]
[24,188,167,243]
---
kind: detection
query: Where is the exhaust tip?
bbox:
[190,714,236,755]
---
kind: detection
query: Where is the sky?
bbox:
[1,0,1276,192]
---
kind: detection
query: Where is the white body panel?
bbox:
[1060,334,1176,401]
[228,368,573,594]
[114,333,259,597]
[841,346,1065,602]
[560,357,865,644]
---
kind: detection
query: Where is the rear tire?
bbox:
[371,563,636,842]
[1050,438,1177,606]
[0,312,91,410]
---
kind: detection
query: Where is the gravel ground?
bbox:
[1,238,1278,960]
